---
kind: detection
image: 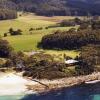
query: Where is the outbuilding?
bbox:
[65,59,79,66]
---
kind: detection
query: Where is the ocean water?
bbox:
[0,95,24,100]
[0,83,100,100]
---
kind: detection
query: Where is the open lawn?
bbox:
[0,13,79,58]
[0,14,77,36]
[4,34,43,51]
[44,50,79,61]
[0,16,55,36]
[20,13,84,22]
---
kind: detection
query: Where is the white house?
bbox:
[65,59,79,65]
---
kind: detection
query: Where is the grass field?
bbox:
[0,13,79,58]
[0,16,55,36]
[44,50,79,60]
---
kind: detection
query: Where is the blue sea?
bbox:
[0,83,100,100]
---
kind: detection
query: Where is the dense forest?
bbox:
[40,18,100,50]
[77,44,100,75]
[0,0,17,20]
[0,0,100,16]
[40,29,100,50]
[0,9,17,20]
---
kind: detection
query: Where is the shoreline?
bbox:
[0,72,100,96]
[25,72,100,93]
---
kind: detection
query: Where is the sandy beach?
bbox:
[0,73,37,95]
[0,72,100,95]
[0,72,67,95]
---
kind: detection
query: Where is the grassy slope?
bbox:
[0,14,79,57]
[44,50,79,60]
[0,16,55,36]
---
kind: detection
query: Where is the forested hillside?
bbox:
[0,0,17,20]
[0,0,100,16]
[0,9,17,20]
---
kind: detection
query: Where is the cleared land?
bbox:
[0,14,79,57]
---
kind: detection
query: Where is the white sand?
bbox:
[0,72,66,95]
[0,73,35,95]
[0,72,100,95]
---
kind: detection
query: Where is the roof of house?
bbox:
[65,59,78,64]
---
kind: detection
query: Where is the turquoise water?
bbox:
[0,95,24,100]
[0,83,100,100]
[0,94,100,100]
[92,95,100,100]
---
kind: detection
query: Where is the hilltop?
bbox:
[0,0,100,16]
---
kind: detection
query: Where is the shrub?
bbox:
[0,39,13,58]
[59,20,75,27]
[4,33,7,37]
[29,28,34,31]
[22,53,67,79]
[9,28,23,35]
[76,45,100,75]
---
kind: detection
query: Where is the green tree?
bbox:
[0,39,13,58]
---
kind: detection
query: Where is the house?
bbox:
[65,59,79,66]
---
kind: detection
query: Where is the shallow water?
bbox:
[0,95,24,100]
[0,83,100,100]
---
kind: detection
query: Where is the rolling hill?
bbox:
[0,0,100,16]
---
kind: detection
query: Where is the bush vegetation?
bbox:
[8,0,100,16]
[0,9,17,20]
[76,45,100,75]
[40,19,100,50]
[0,39,13,58]
[40,29,100,50]
[9,28,22,36]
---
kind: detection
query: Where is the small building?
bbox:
[65,59,79,66]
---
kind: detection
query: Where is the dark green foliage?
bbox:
[16,29,22,35]
[0,0,17,20]
[14,0,100,16]
[4,33,7,37]
[36,27,43,30]
[74,17,82,25]
[0,0,16,10]
[68,28,76,33]
[9,28,22,35]
[59,20,75,27]
[92,21,100,29]
[9,28,14,34]
[9,51,25,65]
[29,28,34,31]
[4,59,13,67]
[18,53,67,79]
[76,45,100,75]
[78,23,89,30]
[40,29,100,50]
[1,0,100,16]
[0,9,17,20]
[9,52,67,79]
[59,18,82,27]
[0,39,13,58]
